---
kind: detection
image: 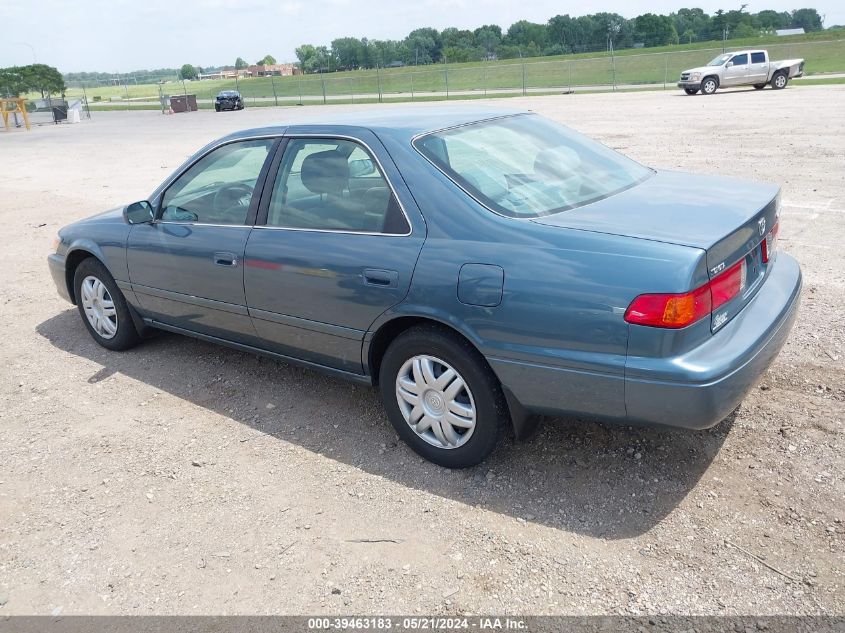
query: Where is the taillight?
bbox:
[761,221,779,263]
[624,260,747,329]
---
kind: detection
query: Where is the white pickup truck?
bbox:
[677,49,805,95]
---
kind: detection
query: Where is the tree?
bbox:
[791,8,823,31]
[505,20,548,50]
[257,54,276,65]
[404,27,441,64]
[234,57,248,70]
[0,64,65,97]
[634,13,677,47]
[178,64,197,80]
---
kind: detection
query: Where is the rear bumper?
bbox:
[48,253,72,303]
[624,252,802,429]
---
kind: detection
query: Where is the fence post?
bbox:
[376,65,382,103]
[664,53,668,90]
[569,62,572,92]
[271,74,278,106]
[484,65,487,97]
[410,72,414,101]
[610,40,617,91]
[298,75,303,104]
[445,68,449,99]
[321,71,327,105]
[519,53,525,97]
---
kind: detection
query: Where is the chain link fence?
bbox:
[68,39,844,111]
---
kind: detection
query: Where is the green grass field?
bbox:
[62,30,845,109]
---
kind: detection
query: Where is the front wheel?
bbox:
[753,83,766,90]
[73,258,141,351]
[215,105,221,112]
[684,88,699,95]
[771,72,788,90]
[379,326,508,468]
[701,76,719,95]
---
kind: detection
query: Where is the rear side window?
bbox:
[265,138,410,234]
[731,54,748,65]
[751,52,766,63]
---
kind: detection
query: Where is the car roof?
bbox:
[226,106,529,143]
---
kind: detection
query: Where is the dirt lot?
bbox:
[1,85,843,617]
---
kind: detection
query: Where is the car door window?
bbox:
[265,138,410,234]
[731,54,748,65]
[750,52,766,63]
[160,139,274,225]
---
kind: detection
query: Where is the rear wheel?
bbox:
[379,326,508,468]
[771,72,788,90]
[701,76,719,95]
[753,83,766,90]
[73,258,141,351]
[684,88,699,95]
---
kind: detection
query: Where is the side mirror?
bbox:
[124,200,154,225]
[726,61,734,68]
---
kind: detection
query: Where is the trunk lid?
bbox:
[532,170,780,331]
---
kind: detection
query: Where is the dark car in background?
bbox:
[215,90,244,111]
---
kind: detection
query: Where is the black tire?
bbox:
[771,71,788,90]
[684,88,699,95]
[701,76,719,95]
[379,325,508,468]
[73,257,141,351]
[753,83,766,90]
[215,105,221,112]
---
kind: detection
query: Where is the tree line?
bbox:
[294,7,825,72]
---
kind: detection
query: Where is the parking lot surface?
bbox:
[1,85,843,615]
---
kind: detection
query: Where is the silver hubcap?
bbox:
[705,80,716,92]
[776,75,786,87]
[395,355,476,450]
[80,275,118,339]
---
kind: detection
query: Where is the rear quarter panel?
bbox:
[373,133,708,419]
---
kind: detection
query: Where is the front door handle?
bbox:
[214,252,239,267]
[362,268,398,288]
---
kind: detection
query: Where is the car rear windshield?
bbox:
[413,114,653,219]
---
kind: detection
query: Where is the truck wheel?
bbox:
[701,77,719,95]
[771,72,788,90]
[753,83,766,90]
[684,88,699,95]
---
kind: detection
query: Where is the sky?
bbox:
[2,0,843,73]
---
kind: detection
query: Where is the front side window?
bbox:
[414,114,653,219]
[160,139,274,225]
[265,138,409,234]
[731,54,748,65]
[751,52,766,63]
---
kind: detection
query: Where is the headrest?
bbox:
[301,150,348,195]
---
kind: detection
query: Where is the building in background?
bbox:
[247,63,298,77]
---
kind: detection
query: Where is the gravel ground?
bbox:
[0,85,843,617]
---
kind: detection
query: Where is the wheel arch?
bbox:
[64,248,101,304]
[364,313,534,439]
[703,74,720,89]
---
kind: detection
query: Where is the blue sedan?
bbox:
[48,108,801,467]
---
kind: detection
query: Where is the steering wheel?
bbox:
[211,183,253,219]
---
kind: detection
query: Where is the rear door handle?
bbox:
[213,252,239,267]
[362,268,398,288]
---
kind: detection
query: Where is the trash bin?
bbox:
[52,102,67,123]
[170,95,198,113]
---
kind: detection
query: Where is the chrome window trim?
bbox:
[263,133,413,237]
